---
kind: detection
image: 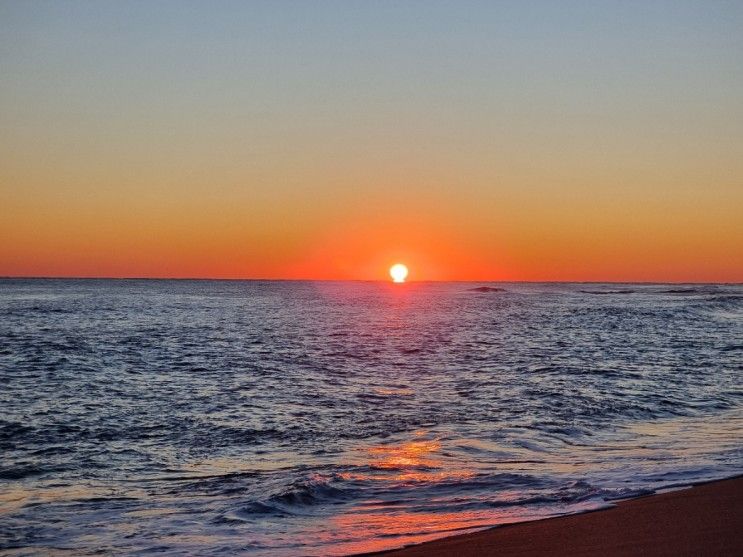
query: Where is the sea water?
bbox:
[1,279,741,555]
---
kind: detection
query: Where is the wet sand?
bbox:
[360,476,743,557]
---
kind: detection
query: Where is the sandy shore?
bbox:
[360,476,743,557]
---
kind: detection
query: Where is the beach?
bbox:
[363,476,743,556]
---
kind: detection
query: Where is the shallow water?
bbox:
[1,279,741,555]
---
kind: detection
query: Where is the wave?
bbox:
[219,474,359,520]
[220,470,659,527]
[579,289,637,294]
[657,288,706,294]
[468,286,507,293]
[0,462,71,480]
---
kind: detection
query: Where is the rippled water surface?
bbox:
[1,279,741,555]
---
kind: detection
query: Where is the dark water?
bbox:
[1,279,741,555]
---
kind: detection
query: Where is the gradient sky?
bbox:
[1,1,741,281]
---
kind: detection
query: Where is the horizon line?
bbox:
[0,276,740,285]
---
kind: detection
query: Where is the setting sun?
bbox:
[389,263,409,283]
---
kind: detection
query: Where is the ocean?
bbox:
[1,279,741,555]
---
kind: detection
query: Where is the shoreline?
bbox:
[356,475,743,556]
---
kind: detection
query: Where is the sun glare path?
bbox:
[389,263,408,283]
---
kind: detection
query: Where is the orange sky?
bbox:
[1,2,741,282]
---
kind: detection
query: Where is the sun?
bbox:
[389,263,409,283]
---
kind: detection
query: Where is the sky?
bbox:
[1,1,741,281]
